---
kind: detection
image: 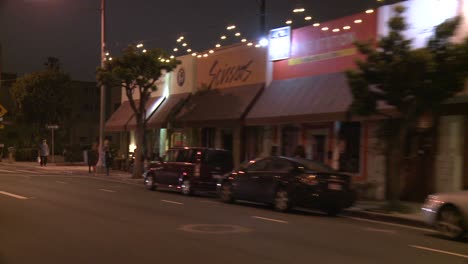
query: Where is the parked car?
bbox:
[144,147,233,195]
[218,156,355,215]
[422,191,468,239]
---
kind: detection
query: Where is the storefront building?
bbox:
[246,10,382,196]
[174,44,267,167]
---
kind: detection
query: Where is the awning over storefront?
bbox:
[176,84,264,127]
[126,96,164,130]
[245,72,352,125]
[146,93,191,128]
[104,101,134,132]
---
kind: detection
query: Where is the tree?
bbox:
[347,6,468,206]
[97,46,179,178]
[10,57,72,142]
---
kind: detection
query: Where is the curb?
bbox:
[85,173,145,185]
[342,209,430,229]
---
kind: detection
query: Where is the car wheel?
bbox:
[274,188,291,212]
[220,182,234,203]
[181,179,192,196]
[145,175,156,191]
[436,206,465,240]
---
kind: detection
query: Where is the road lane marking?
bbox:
[99,189,116,193]
[364,227,397,234]
[16,169,40,174]
[0,191,28,200]
[409,245,468,259]
[56,181,68,184]
[252,216,288,224]
[0,169,15,173]
[161,200,184,205]
[344,216,436,233]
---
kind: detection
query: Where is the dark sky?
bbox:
[1,0,386,81]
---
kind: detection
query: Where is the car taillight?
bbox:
[194,164,200,177]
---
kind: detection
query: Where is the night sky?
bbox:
[1,0,390,81]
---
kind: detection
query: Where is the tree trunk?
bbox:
[133,120,145,179]
[386,123,408,206]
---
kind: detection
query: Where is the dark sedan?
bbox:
[218,156,355,215]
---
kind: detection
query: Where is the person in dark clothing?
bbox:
[87,145,99,173]
[104,148,113,176]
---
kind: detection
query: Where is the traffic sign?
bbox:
[46,125,59,129]
[0,104,7,117]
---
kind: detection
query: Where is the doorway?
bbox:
[305,129,328,163]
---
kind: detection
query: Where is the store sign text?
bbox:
[208,59,253,88]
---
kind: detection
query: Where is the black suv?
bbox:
[144,147,233,195]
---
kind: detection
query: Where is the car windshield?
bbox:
[294,158,337,173]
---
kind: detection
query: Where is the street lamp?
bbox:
[96,0,106,171]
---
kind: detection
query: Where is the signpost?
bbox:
[46,125,59,163]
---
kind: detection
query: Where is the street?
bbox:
[0,164,466,264]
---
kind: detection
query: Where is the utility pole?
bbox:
[96,0,106,171]
[259,0,266,36]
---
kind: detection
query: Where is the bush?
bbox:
[14,148,37,161]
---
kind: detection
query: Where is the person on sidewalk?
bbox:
[104,147,113,176]
[87,144,98,173]
[39,139,49,167]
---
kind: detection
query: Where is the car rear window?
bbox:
[176,149,197,163]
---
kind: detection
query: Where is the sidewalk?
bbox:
[0,161,144,184]
[344,200,427,228]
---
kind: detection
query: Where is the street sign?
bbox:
[46,125,59,129]
[0,104,7,117]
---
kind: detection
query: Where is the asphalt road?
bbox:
[0,164,467,264]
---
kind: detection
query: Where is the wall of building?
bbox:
[435,115,465,192]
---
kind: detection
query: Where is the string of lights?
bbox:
[104,0,391,60]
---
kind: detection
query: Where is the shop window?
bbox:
[339,122,361,173]
[171,131,187,147]
[202,128,216,148]
[222,129,233,152]
[281,126,299,157]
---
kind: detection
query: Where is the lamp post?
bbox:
[96,0,106,170]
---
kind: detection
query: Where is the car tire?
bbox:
[220,182,234,203]
[145,174,156,191]
[181,179,192,196]
[274,188,291,212]
[436,205,465,240]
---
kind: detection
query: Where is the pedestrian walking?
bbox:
[104,148,113,176]
[38,139,49,166]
